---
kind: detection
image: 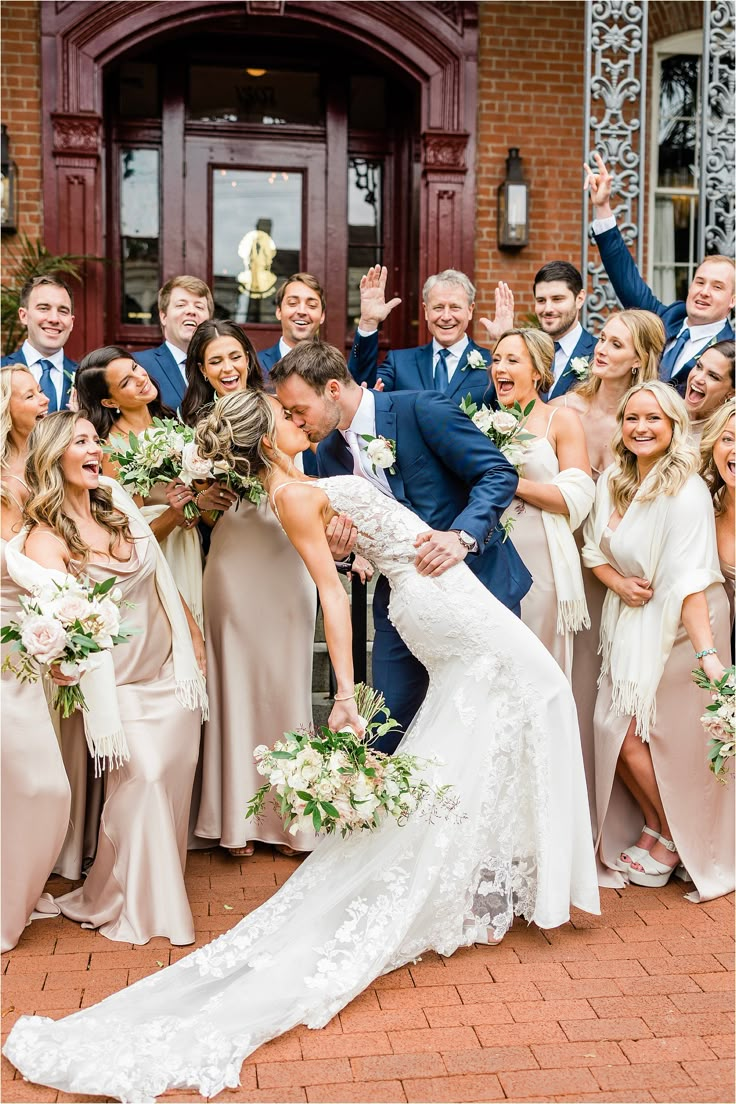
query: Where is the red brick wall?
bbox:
[0,0,42,269]
[474,1,587,325]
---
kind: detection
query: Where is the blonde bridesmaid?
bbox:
[0,365,71,951]
[700,398,736,648]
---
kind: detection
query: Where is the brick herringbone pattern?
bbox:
[2,848,733,1103]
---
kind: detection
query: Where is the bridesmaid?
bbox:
[0,366,71,951]
[16,412,206,945]
[490,328,593,677]
[700,398,736,649]
[683,340,734,446]
[550,309,664,834]
[182,320,317,858]
[583,381,733,899]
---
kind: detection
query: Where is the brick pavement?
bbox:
[2,847,733,1104]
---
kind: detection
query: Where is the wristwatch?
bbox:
[453,530,478,553]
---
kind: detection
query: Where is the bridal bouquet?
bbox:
[459,395,535,471]
[1,574,134,717]
[692,664,735,783]
[246,684,458,836]
[105,416,265,518]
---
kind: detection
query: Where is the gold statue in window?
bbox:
[237,229,278,299]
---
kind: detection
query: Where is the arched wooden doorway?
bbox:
[41,1,478,361]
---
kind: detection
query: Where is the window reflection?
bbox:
[212,169,302,323]
[120,149,160,325]
[189,68,322,126]
[347,158,382,330]
[657,55,700,187]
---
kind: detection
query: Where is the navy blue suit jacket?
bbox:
[594,224,734,392]
[316,389,531,613]
[258,338,374,388]
[134,344,186,412]
[348,331,496,408]
[545,328,598,401]
[1,347,76,410]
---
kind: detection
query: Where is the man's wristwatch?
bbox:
[452,530,478,553]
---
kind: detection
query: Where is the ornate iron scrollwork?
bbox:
[698,0,735,258]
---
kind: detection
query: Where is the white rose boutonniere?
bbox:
[464,349,487,371]
[360,434,397,475]
[570,356,591,381]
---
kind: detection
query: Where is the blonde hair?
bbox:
[1,364,35,508]
[495,328,555,394]
[575,310,665,400]
[24,411,132,568]
[608,380,698,514]
[194,390,277,482]
[699,398,736,516]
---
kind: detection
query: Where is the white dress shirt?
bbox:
[278,337,294,359]
[553,323,582,384]
[432,335,469,383]
[22,341,65,406]
[165,341,188,382]
[341,387,393,497]
[667,320,726,375]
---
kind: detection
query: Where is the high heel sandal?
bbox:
[627,836,678,887]
[619,826,660,867]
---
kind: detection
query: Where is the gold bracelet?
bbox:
[333,692,355,701]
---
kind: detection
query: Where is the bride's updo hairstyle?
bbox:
[24,411,132,566]
[194,390,279,481]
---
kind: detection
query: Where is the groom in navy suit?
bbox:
[1,276,76,410]
[271,342,531,749]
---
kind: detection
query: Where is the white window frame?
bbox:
[648,30,703,297]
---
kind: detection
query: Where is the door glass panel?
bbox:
[189,67,322,125]
[212,168,302,322]
[347,158,383,329]
[120,149,160,325]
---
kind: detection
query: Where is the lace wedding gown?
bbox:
[5,476,599,1103]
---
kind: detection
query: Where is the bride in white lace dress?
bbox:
[5,392,599,1103]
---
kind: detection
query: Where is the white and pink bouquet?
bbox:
[1,574,134,717]
[106,416,265,519]
[246,684,459,837]
[692,665,735,783]
[459,394,535,471]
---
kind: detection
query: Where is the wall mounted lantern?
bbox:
[497,147,528,250]
[1,125,18,234]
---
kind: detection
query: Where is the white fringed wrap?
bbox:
[540,467,594,634]
[582,466,723,742]
[5,477,207,772]
[139,505,204,631]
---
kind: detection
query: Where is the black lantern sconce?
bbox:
[497,147,528,250]
[1,125,18,234]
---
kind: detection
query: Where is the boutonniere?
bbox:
[464,349,487,371]
[570,356,591,381]
[359,433,397,475]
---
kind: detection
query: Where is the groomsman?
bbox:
[271,341,531,745]
[257,273,326,376]
[533,261,597,400]
[587,152,735,395]
[347,265,505,406]
[135,276,214,410]
[1,276,76,411]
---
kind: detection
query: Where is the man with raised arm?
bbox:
[586,152,734,394]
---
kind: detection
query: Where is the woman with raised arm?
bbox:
[700,398,736,647]
[549,308,664,833]
[0,365,71,951]
[181,319,317,859]
[683,339,734,446]
[489,328,594,677]
[8,411,206,945]
[4,385,599,1102]
[583,381,732,897]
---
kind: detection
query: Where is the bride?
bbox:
[5,391,600,1103]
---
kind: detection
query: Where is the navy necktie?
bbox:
[38,360,58,412]
[434,347,450,392]
[660,328,690,379]
[553,341,562,353]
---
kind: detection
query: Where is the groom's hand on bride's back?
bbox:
[413,530,467,577]
[326,513,358,561]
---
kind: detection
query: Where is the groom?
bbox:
[271,342,531,750]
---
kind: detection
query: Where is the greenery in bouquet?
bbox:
[1,575,134,717]
[692,664,735,783]
[246,684,459,837]
[459,394,535,471]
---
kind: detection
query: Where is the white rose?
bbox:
[179,441,214,485]
[293,748,322,784]
[491,410,518,434]
[472,408,494,434]
[212,460,231,476]
[170,432,187,454]
[365,438,395,469]
[94,598,121,639]
[46,593,90,626]
[58,659,83,682]
[466,350,486,370]
[253,744,270,760]
[20,615,68,664]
